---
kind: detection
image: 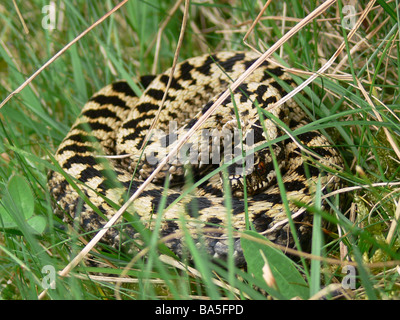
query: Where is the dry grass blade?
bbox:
[242,0,272,54]
[323,182,400,204]
[158,254,244,298]
[0,0,129,110]
[150,0,185,73]
[387,197,400,244]
[308,283,344,300]
[239,232,400,269]
[12,0,28,34]
[49,0,340,293]
[140,0,190,151]
[268,0,377,112]
[356,78,400,160]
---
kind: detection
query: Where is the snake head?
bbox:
[225,151,283,198]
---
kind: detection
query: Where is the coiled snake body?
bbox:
[48,52,343,266]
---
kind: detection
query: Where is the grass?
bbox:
[1,0,400,300]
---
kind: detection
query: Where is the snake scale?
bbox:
[48,51,343,266]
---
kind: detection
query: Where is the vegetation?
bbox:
[0,0,399,300]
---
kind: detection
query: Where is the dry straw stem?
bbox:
[268,0,377,112]
[47,1,341,293]
[238,232,400,270]
[241,0,353,81]
[333,11,390,73]
[140,0,190,151]
[12,0,28,34]
[158,254,241,294]
[116,184,400,297]
[236,2,387,27]
[148,0,185,73]
[120,222,400,288]
[242,0,272,54]
[356,78,400,160]
[386,198,400,244]
[0,0,129,110]
[113,229,244,300]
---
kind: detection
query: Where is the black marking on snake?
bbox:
[198,180,224,197]
[311,147,335,158]
[252,213,274,232]
[90,95,130,110]
[269,81,287,96]
[239,91,250,103]
[65,133,98,144]
[111,81,137,97]
[185,197,214,218]
[284,179,306,192]
[78,167,102,183]
[294,162,321,178]
[206,217,223,226]
[56,180,70,202]
[167,111,178,121]
[97,176,121,193]
[201,101,213,114]
[243,58,270,71]
[218,53,245,72]
[138,189,181,212]
[277,108,287,121]
[254,84,269,99]
[259,67,285,83]
[297,131,320,144]
[185,198,199,218]
[63,154,97,170]
[161,221,180,237]
[74,121,113,133]
[82,211,103,229]
[267,66,284,77]
[195,54,218,75]
[261,95,278,107]
[120,121,151,144]
[159,74,184,91]
[121,114,152,131]
[252,192,283,205]
[289,119,299,128]
[82,108,121,121]
[135,102,160,114]
[219,84,250,106]
[146,88,170,101]
[80,169,121,191]
[241,109,249,117]
[252,125,265,144]
[179,61,195,81]
[57,143,96,156]
[230,198,251,216]
[139,75,158,89]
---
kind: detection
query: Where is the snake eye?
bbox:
[257,161,267,175]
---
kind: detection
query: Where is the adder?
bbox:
[48,51,343,266]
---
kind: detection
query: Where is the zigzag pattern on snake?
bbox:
[48,51,343,266]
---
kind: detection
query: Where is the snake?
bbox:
[48,51,343,266]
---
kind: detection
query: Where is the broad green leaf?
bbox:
[27,215,47,234]
[7,175,34,220]
[0,175,46,234]
[241,230,309,299]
